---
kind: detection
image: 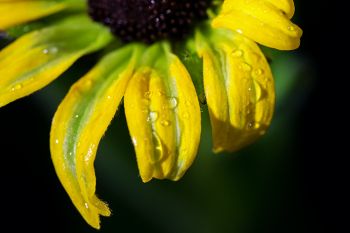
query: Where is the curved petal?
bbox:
[0,15,112,108]
[50,45,143,229]
[196,28,275,153]
[213,0,302,50]
[124,43,201,182]
[0,1,66,29]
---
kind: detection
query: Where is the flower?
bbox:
[0,0,302,229]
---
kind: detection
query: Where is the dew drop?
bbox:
[55,139,59,144]
[288,25,296,31]
[149,131,163,163]
[11,84,23,91]
[161,119,171,126]
[75,114,79,118]
[259,130,266,135]
[253,80,263,102]
[132,137,137,146]
[168,97,178,109]
[247,121,254,129]
[144,91,151,99]
[84,79,93,89]
[252,68,264,78]
[42,47,58,54]
[148,111,159,122]
[84,202,89,209]
[231,49,243,57]
[240,62,252,71]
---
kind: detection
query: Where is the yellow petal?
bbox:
[0,15,112,108]
[196,29,275,153]
[124,44,201,182]
[213,0,302,50]
[0,1,66,29]
[50,45,143,229]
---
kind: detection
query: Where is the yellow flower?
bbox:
[0,0,302,229]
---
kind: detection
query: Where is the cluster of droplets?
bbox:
[8,46,59,93]
[88,0,211,43]
[142,90,180,164]
[230,47,270,134]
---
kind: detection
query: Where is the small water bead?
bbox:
[288,25,296,31]
[150,131,163,163]
[144,91,151,99]
[247,121,254,129]
[148,111,159,122]
[253,80,263,102]
[231,49,244,57]
[239,62,252,71]
[132,137,137,146]
[11,84,23,91]
[252,68,264,78]
[161,119,171,127]
[42,47,58,55]
[259,130,266,136]
[183,112,190,119]
[55,139,59,144]
[168,97,178,109]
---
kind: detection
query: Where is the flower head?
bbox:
[0,0,302,229]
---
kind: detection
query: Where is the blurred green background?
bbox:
[0,1,328,232]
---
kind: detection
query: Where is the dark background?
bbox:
[0,1,336,232]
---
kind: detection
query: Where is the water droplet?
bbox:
[69,152,73,156]
[132,137,137,146]
[50,47,58,54]
[253,80,263,102]
[11,84,23,91]
[231,49,243,57]
[84,79,92,89]
[239,62,252,71]
[252,68,264,78]
[247,121,254,129]
[161,119,171,126]
[168,97,178,109]
[259,130,266,135]
[144,91,151,99]
[107,95,112,100]
[288,25,296,31]
[148,111,159,122]
[42,47,58,55]
[84,202,89,209]
[236,29,243,34]
[157,90,165,96]
[55,139,59,144]
[149,131,163,164]
[75,114,79,118]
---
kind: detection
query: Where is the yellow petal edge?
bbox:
[124,44,201,182]
[0,1,66,29]
[0,16,112,108]
[196,28,275,153]
[213,0,302,50]
[50,45,143,229]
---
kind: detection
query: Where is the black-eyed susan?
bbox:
[0,0,302,229]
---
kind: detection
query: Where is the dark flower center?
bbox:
[88,0,211,43]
